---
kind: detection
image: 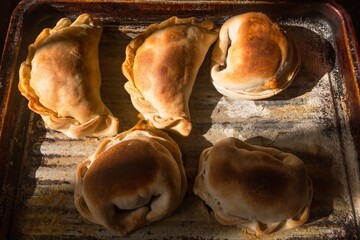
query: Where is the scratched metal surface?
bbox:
[0,1,359,239]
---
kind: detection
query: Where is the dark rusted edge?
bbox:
[324,1,360,237]
[0,1,46,239]
[331,1,360,160]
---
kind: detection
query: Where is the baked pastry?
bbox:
[122,16,218,136]
[211,12,300,99]
[193,137,312,235]
[74,121,188,235]
[18,14,119,138]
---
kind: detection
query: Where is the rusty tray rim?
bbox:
[1,0,360,239]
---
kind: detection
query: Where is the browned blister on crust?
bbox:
[19,14,119,138]
[74,121,188,235]
[122,16,219,136]
[193,137,312,235]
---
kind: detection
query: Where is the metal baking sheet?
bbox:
[1,0,360,239]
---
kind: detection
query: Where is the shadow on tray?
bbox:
[269,25,336,100]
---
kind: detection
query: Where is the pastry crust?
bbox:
[122,16,218,136]
[74,121,188,235]
[193,137,312,235]
[19,14,119,138]
[211,12,300,99]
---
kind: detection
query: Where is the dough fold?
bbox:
[19,14,119,138]
[211,12,300,99]
[193,137,312,235]
[75,121,188,235]
[122,16,218,136]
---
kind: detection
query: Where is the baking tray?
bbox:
[1,0,360,239]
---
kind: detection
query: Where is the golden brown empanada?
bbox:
[74,121,188,235]
[211,12,300,99]
[19,14,119,138]
[122,16,218,136]
[193,137,312,235]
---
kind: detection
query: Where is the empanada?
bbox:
[19,14,119,138]
[74,121,188,235]
[193,137,312,235]
[211,12,300,99]
[122,16,218,136]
